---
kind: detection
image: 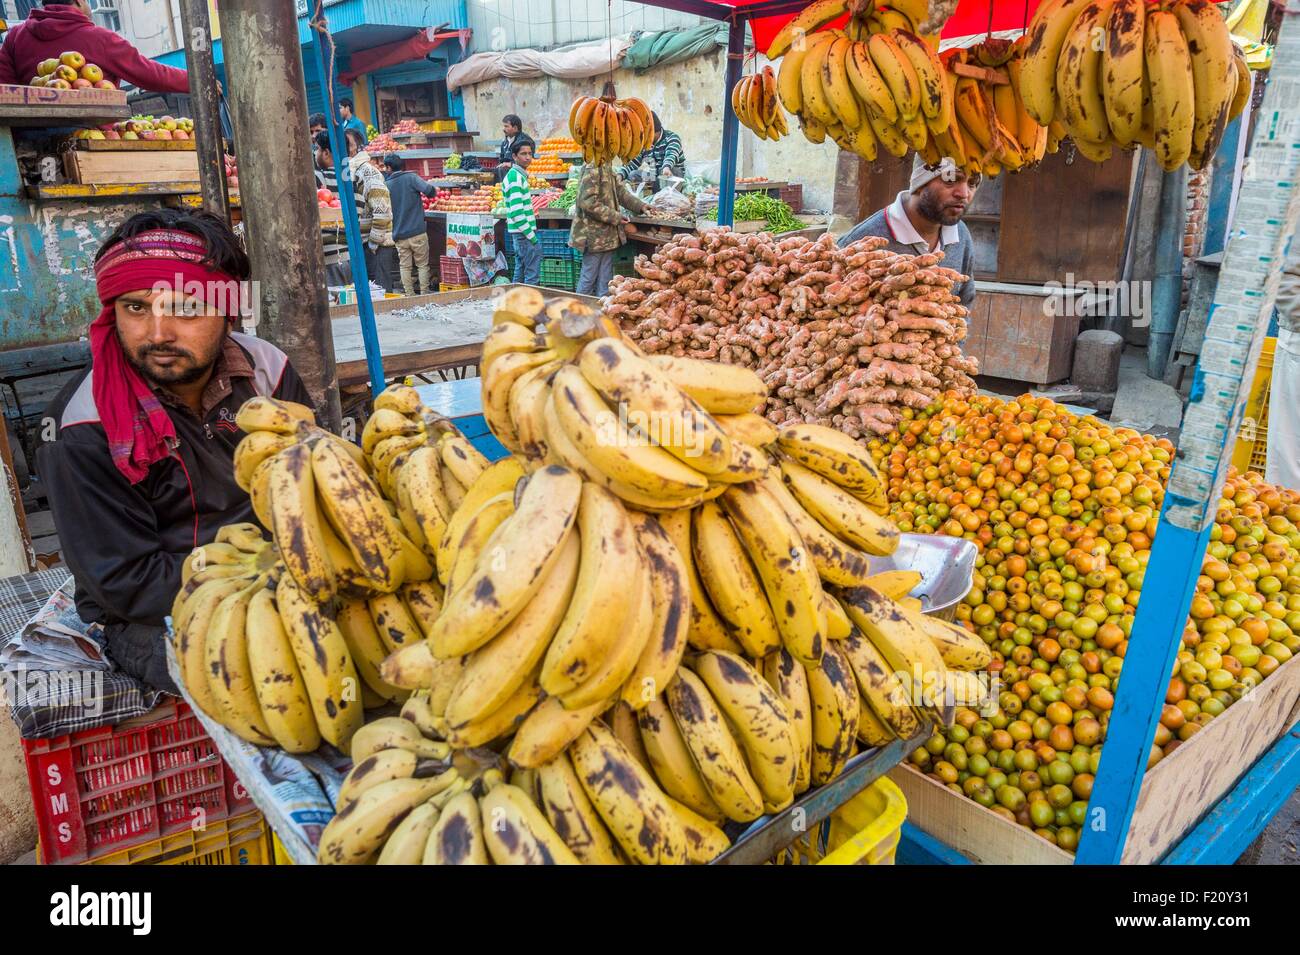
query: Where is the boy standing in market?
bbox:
[339,98,368,144]
[504,141,541,285]
[570,161,648,296]
[384,153,440,296]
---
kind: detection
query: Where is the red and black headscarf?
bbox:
[91,229,245,484]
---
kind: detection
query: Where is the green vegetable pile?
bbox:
[548,179,579,209]
[702,192,801,233]
[446,153,463,170]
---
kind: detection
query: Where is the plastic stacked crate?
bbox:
[770,777,907,865]
[438,255,468,286]
[24,700,254,864]
[539,257,578,291]
[1231,336,1276,475]
[405,155,445,179]
[501,230,516,255]
[477,156,500,171]
[89,811,273,866]
[537,227,573,258]
[613,244,638,277]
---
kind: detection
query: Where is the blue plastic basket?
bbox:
[501,231,516,255]
[537,228,574,259]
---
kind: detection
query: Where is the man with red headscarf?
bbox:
[37,210,312,692]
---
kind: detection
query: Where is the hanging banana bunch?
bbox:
[936,37,1051,179]
[763,0,950,164]
[569,81,655,166]
[732,65,789,140]
[1014,0,1247,170]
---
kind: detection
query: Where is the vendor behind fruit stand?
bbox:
[839,156,977,308]
[570,162,648,297]
[36,210,312,693]
[0,1,189,92]
[497,113,535,175]
[619,112,684,180]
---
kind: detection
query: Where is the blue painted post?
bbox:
[1201,112,1245,257]
[1077,4,1300,864]
[716,18,745,228]
[311,25,386,397]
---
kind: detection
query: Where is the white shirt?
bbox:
[885,190,960,253]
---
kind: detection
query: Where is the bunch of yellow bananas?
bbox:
[765,0,951,162]
[1017,0,1251,170]
[320,717,729,864]
[732,66,789,140]
[936,39,1055,179]
[568,93,655,166]
[232,396,432,605]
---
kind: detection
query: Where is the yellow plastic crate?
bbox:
[422,119,459,132]
[771,777,907,865]
[439,282,469,292]
[79,811,272,866]
[1231,336,1275,475]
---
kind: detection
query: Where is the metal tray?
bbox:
[867,533,977,620]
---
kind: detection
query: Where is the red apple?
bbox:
[72,79,93,90]
[37,58,59,76]
[154,129,173,140]
[140,130,156,140]
[173,130,189,140]
[47,78,72,90]
[94,79,117,90]
[103,130,120,140]
[60,51,86,71]
[80,64,103,83]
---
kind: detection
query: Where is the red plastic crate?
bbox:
[477,156,499,171]
[408,157,444,179]
[439,255,468,284]
[24,700,239,864]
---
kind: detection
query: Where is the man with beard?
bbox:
[38,210,312,691]
[839,156,977,307]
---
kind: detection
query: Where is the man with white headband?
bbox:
[839,155,978,307]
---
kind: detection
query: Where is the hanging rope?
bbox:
[1023,0,1032,35]
[309,0,339,128]
[987,0,996,38]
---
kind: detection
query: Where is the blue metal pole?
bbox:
[310,17,385,398]
[717,18,745,229]
[1201,111,1246,257]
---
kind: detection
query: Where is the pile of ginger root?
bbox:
[605,229,979,438]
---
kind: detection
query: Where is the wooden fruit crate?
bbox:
[63,147,199,185]
[891,651,1300,864]
[75,139,196,151]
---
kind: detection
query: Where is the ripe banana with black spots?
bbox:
[692,501,781,659]
[776,421,885,501]
[656,509,747,656]
[906,607,994,670]
[1144,9,1195,171]
[336,747,453,810]
[838,585,949,722]
[719,481,826,666]
[318,775,458,864]
[275,574,365,751]
[1055,0,1115,146]
[665,668,764,823]
[762,648,813,794]
[349,716,451,763]
[481,781,581,864]
[376,801,440,865]
[1172,0,1235,168]
[203,580,276,746]
[804,639,861,785]
[536,752,624,864]
[621,513,691,708]
[636,697,726,822]
[423,789,490,864]
[507,694,608,769]
[1102,0,1146,147]
[244,584,321,753]
[570,721,688,865]
[1019,0,1093,124]
[645,354,766,416]
[840,629,920,739]
[429,465,582,658]
[691,651,799,812]
[778,457,899,556]
[759,473,873,589]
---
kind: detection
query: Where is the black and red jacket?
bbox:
[37,333,312,629]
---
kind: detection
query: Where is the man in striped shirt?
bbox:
[620,112,685,180]
[504,140,541,285]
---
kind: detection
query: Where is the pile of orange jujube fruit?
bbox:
[864,392,1300,852]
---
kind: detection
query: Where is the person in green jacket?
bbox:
[569,162,648,296]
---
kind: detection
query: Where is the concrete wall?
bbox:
[459,50,843,212]
[110,0,184,59]
[464,0,703,55]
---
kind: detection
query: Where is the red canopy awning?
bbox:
[339,27,472,84]
[693,1,1047,54]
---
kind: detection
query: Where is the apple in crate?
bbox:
[122,130,139,140]
[37,58,60,76]
[71,78,93,90]
[60,51,87,70]
[103,129,121,140]
[94,80,117,90]
[154,129,173,140]
[80,64,104,83]
[47,78,71,90]
[173,130,189,140]
[54,64,78,83]
[159,116,178,131]
[29,75,47,87]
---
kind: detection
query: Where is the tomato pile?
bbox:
[867,393,1300,851]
